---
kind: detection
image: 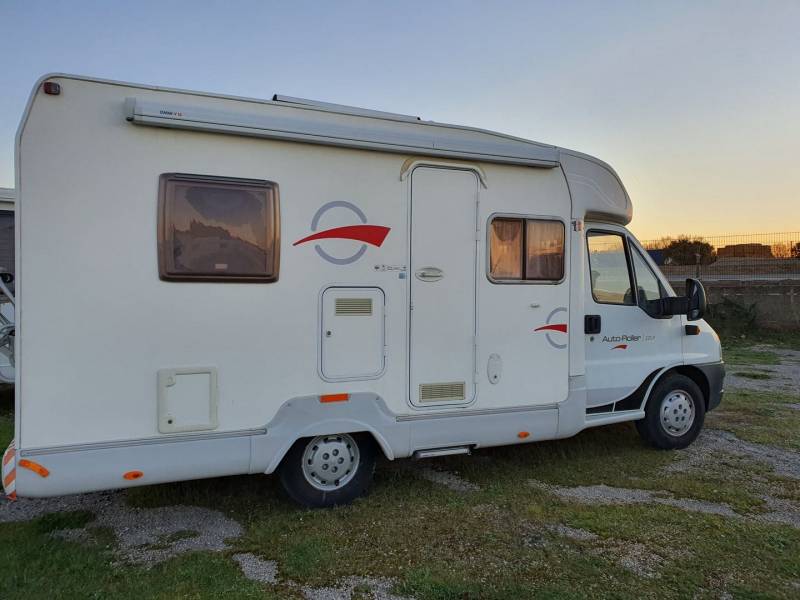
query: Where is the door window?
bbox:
[587,232,633,305]
[489,218,523,279]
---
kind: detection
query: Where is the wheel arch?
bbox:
[264,420,394,474]
[253,393,409,475]
[644,365,710,410]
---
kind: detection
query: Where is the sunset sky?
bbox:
[1,0,798,240]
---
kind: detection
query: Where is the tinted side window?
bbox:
[587,232,633,305]
[158,174,280,282]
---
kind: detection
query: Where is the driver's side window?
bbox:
[587,232,634,305]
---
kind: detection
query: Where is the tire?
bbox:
[635,373,706,450]
[278,432,377,508]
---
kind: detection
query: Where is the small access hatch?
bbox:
[157,367,218,433]
[321,287,385,380]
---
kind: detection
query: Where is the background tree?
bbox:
[661,236,716,265]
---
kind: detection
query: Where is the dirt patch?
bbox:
[0,490,118,523]
[595,540,666,579]
[529,481,738,518]
[667,429,800,479]
[232,553,278,584]
[726,346,800,393]
[529,479,800,530]
[0,491,242,566]
[410,465,480,492]
[546,523,598,542]
[3,490,411,597]
[301,576,411,600]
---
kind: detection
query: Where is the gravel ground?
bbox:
[0,490,242,566]
[597,541,667,579]
[528,481,739,518]
[301,576,412,600]
[726,346,800,393]
[411,465,480,492]
[232,553,278,584]
[668,428,800,479]
[528,477,800,529]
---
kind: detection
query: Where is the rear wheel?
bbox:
[636,373,705,450]
[278,432,376,508]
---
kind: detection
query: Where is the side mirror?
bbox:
[657,278,707,320]
[685,277,707,321]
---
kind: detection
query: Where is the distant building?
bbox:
[717,243,773,259]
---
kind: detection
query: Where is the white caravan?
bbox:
[3,75,724,507]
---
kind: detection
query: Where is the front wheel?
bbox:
[278,432,377,508]
[635,374,705,450]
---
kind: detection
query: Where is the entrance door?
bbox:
[410,167,478,406]
[584,227,683,410]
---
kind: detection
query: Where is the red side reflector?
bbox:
[123,470,144,480]
[43,82,61,95]
[320,393,349,403]
[18,459,50,478]
[518,431,530,439]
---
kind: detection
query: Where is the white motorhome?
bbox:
[3,75,724,507]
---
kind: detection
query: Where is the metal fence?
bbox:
[640,232,800,282]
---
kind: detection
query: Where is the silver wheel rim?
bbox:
[659,389,696,437]
[301,434,360,491]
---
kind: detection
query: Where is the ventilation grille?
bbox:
[335,298,373,316]
[419,381,466,403]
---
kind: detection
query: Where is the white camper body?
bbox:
[4,75,723,506]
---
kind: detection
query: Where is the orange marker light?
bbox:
[320,393,349,403]
[123,471,144,481]
[518,431,530,439]
[18,459,50,478]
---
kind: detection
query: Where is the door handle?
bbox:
[585,315,602,334]
[414,267,444,282]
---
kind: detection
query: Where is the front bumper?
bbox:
[697,361,725,411]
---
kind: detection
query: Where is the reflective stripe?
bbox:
[2,440,15,500]
[2,468,15,489]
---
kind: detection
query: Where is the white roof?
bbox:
[24,74,634,225]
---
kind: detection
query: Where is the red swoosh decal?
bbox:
[612,344,628,350]
[293,225,391,247]
[534,324,568,333]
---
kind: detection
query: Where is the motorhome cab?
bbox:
[3,75,724,507]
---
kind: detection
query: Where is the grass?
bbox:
[1,340,799,598]
[708,388,800,451]
[724,346,780,365]
[733,370,773,379]
[719,328,799,366]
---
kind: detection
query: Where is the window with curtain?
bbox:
[489,217,564,282]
